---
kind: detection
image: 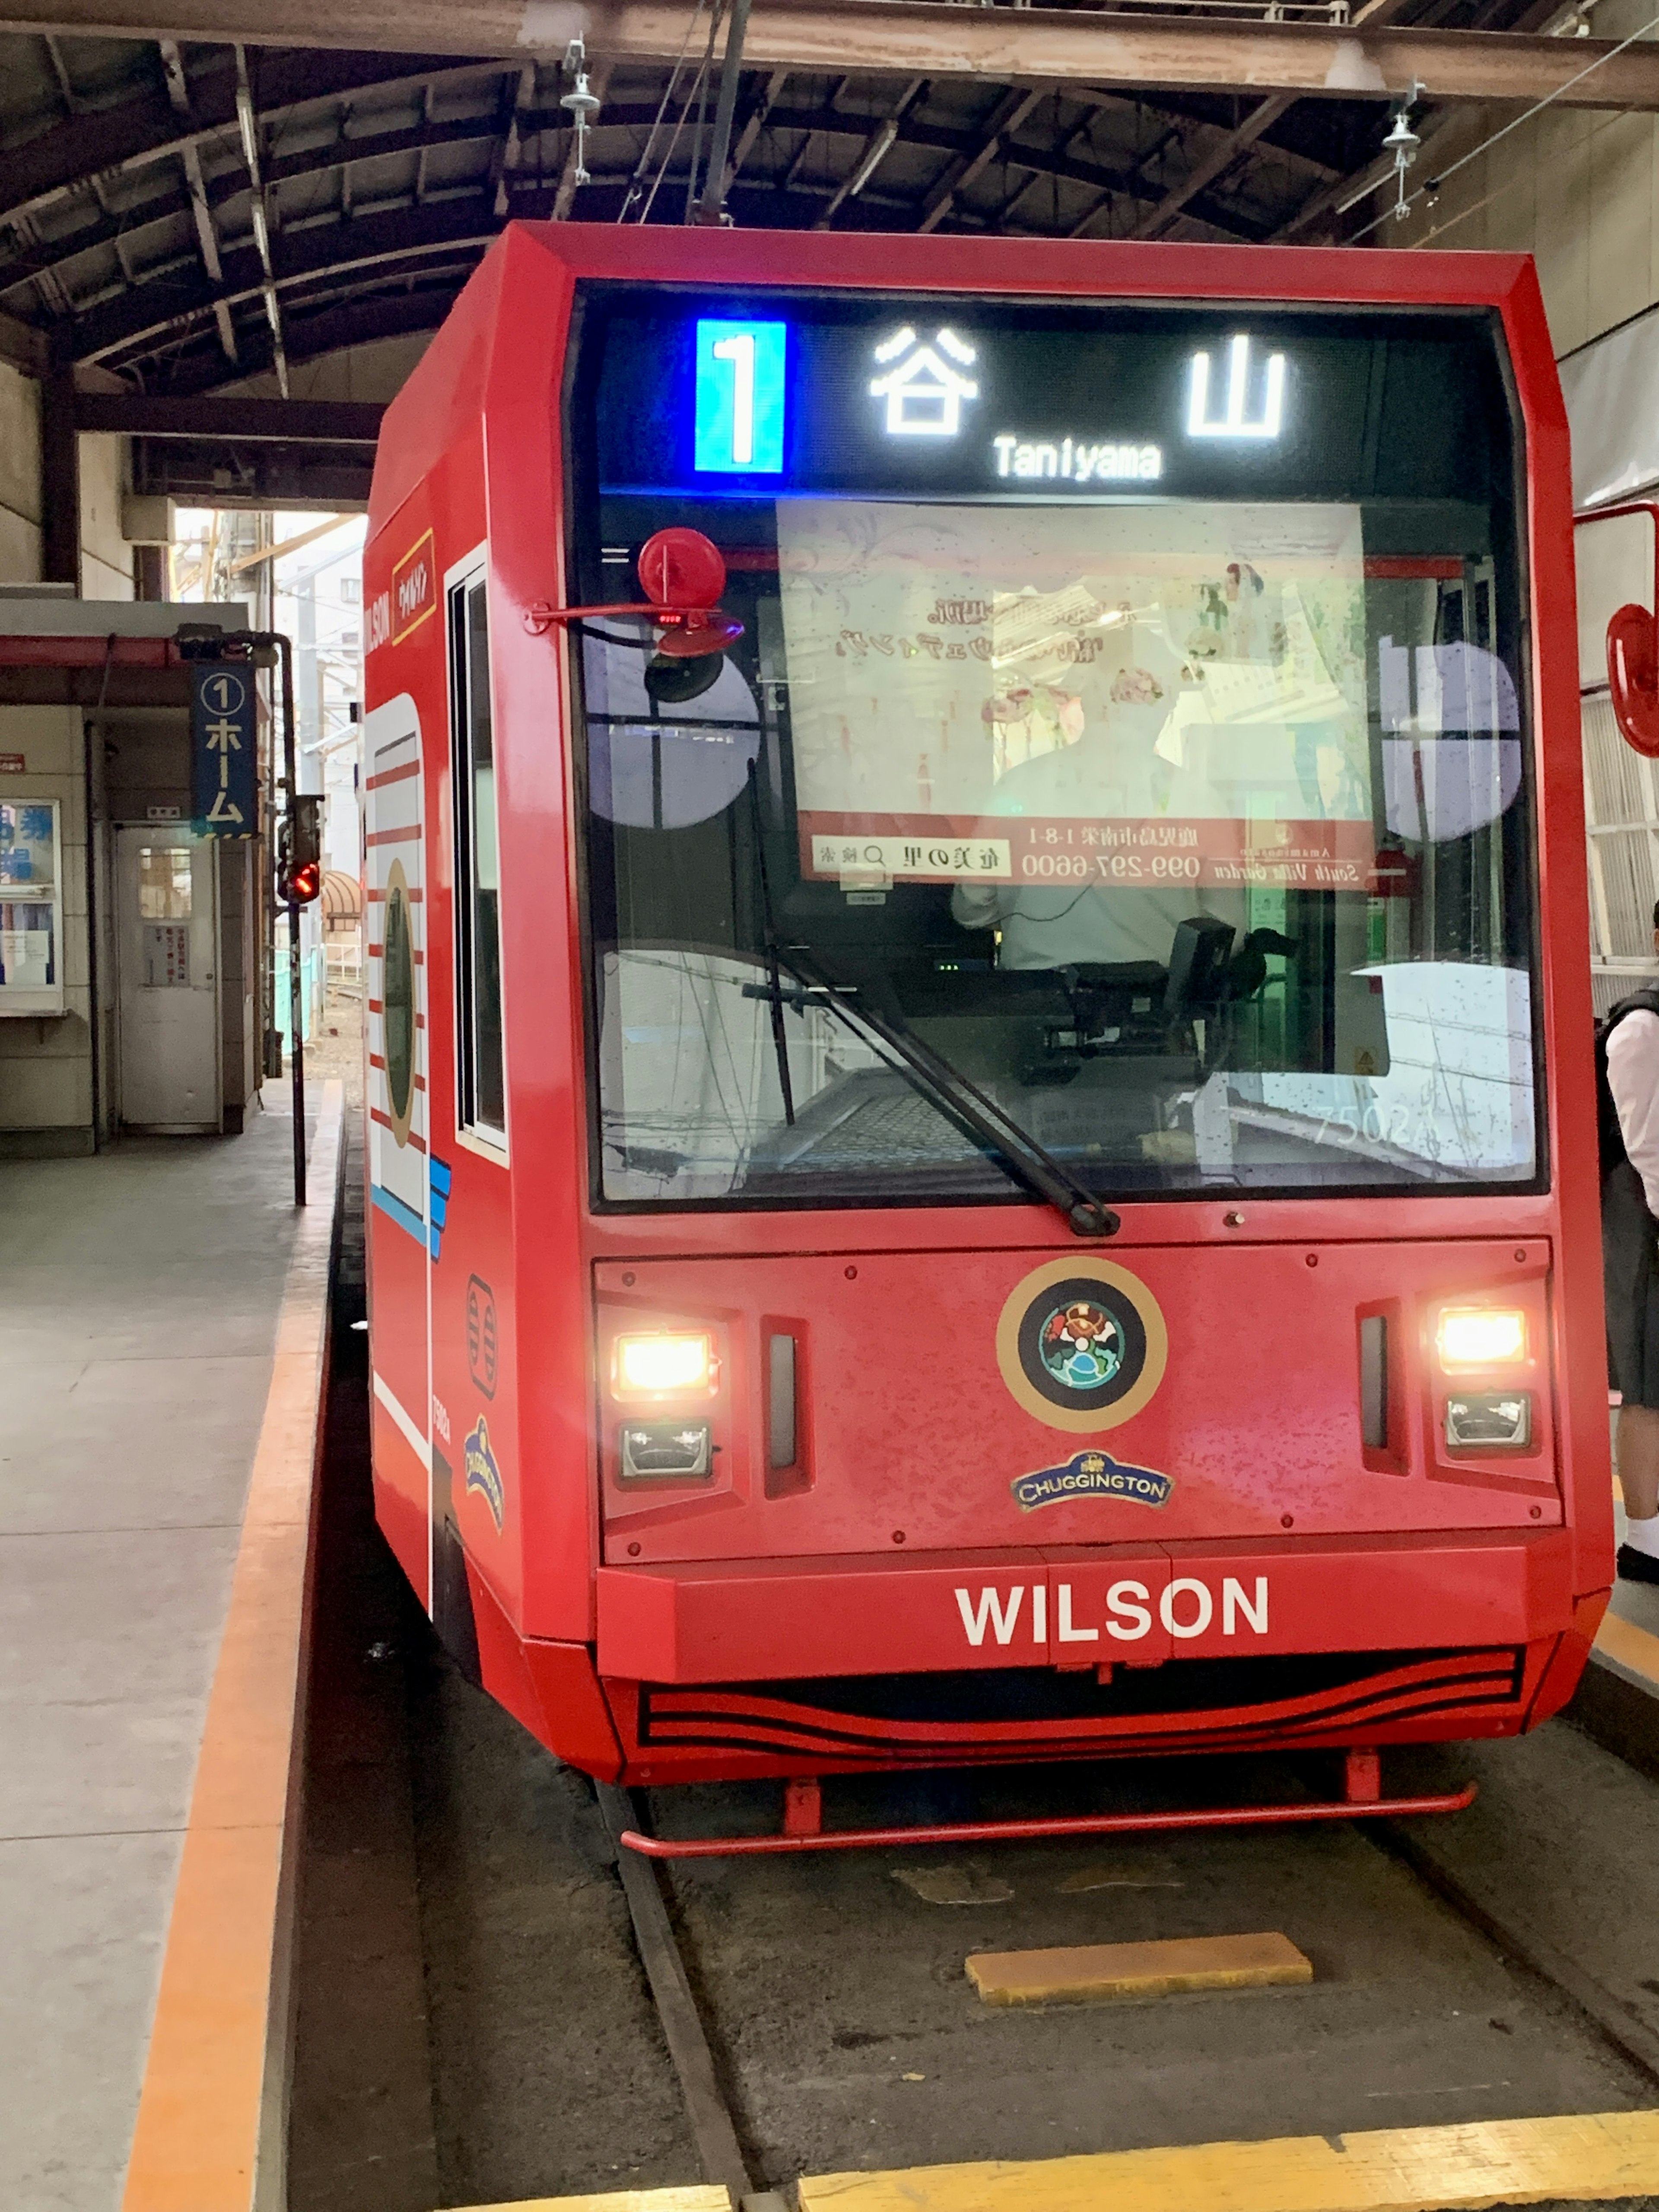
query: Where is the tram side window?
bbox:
[449,573,507,1144]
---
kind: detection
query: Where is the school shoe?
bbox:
[1617,1542,1659,1585]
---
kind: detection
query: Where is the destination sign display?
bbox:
[588,293,1502,509]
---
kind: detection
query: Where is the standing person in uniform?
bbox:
[1602,902,1659,1583]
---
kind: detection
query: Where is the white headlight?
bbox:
[614,1332,714,1397]
[1437,1307,1526,1369]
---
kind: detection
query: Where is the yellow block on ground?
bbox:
[966,1929,1312,2006]
[796,2108,1659,2212]
[446,2189,732,2212]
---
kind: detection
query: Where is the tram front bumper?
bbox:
[595,1526,1583,1685]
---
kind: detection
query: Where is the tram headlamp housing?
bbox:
[613,1330,717,1399]
[1437,1307,1527,1370]
[619,1420,713,1480]
[1446,1392,1533,1451]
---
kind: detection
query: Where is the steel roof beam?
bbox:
[25,93,1268,373]
[1127,92,1295,242]
[157,38,237,361]
[0,82,1256,266]
[6,3,1659,111]
[65,191,497,364]
[815,77,922,229]
[162,267,467,388]
[0,48,496,228]
[916,83,1043,233]
[75,391,383,437]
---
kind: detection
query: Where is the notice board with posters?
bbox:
[0,798,63,1017]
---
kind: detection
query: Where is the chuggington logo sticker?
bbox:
[390,529,435,645]
[1011,1449,1172,1512]
[995,1259,1169,1435]
[464,1416,504,1530]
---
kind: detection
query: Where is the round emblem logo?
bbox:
[995,1259,1167,1433]
[1038,1298,1124,1394]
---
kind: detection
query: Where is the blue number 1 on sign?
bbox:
[190,663,258,836]
[694,319,787,474]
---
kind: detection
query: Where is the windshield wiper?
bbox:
[750,945,1119,1240]
[745,761,795,1127]
[739,758,1115,1237]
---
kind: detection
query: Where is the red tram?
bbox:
[362,223,1615,1850]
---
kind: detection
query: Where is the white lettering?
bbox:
[1223,1576,1269,1636]
[1105,1579,1153,1642]
[1161,1577,1214,1640]
[955,1585,1024,1647]
[955,1573,1270,1653]
[711,332,756,464]
[1056,1583,1099,1643]
[396,561,429,624]
[988,435,1164,488]
[1186,334,1286,441]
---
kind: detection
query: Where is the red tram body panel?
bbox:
[362,225,1611,1795]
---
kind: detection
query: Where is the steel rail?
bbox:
[593,1782,763,2203]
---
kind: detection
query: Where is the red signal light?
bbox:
[282,858,323,906]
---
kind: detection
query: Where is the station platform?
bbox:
[0,1087,341,2212]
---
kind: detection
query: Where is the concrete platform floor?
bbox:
[0,1101,307,2212]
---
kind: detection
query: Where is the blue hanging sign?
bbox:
[191,663,257,836]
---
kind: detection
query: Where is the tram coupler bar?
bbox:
[617,1782,1478,1858]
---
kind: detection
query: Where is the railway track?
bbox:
[583,1730,1659,2212]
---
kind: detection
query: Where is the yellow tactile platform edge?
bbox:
[446,2107,1659,2212]
[795,2108,1659,2210]
[119,1088,344,2212]
[446,2192,733,2211]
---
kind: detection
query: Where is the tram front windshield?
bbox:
[569,291,1537,1211]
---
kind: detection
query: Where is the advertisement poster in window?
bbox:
[778,501,1372,911]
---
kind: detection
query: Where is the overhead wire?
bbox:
[636,0,725,223]
[617,0,709,221]
[684,2,718,221]
[1349,1,1659,242]
[1402,98,1635,246]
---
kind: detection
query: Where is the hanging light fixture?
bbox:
[561,38,601,188]
[1382,84,1424,222]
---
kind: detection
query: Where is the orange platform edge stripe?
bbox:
[120,1086,344,2212]
[1594,1605,1659,1691]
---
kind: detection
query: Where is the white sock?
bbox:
[1626,1511,1659,1560]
